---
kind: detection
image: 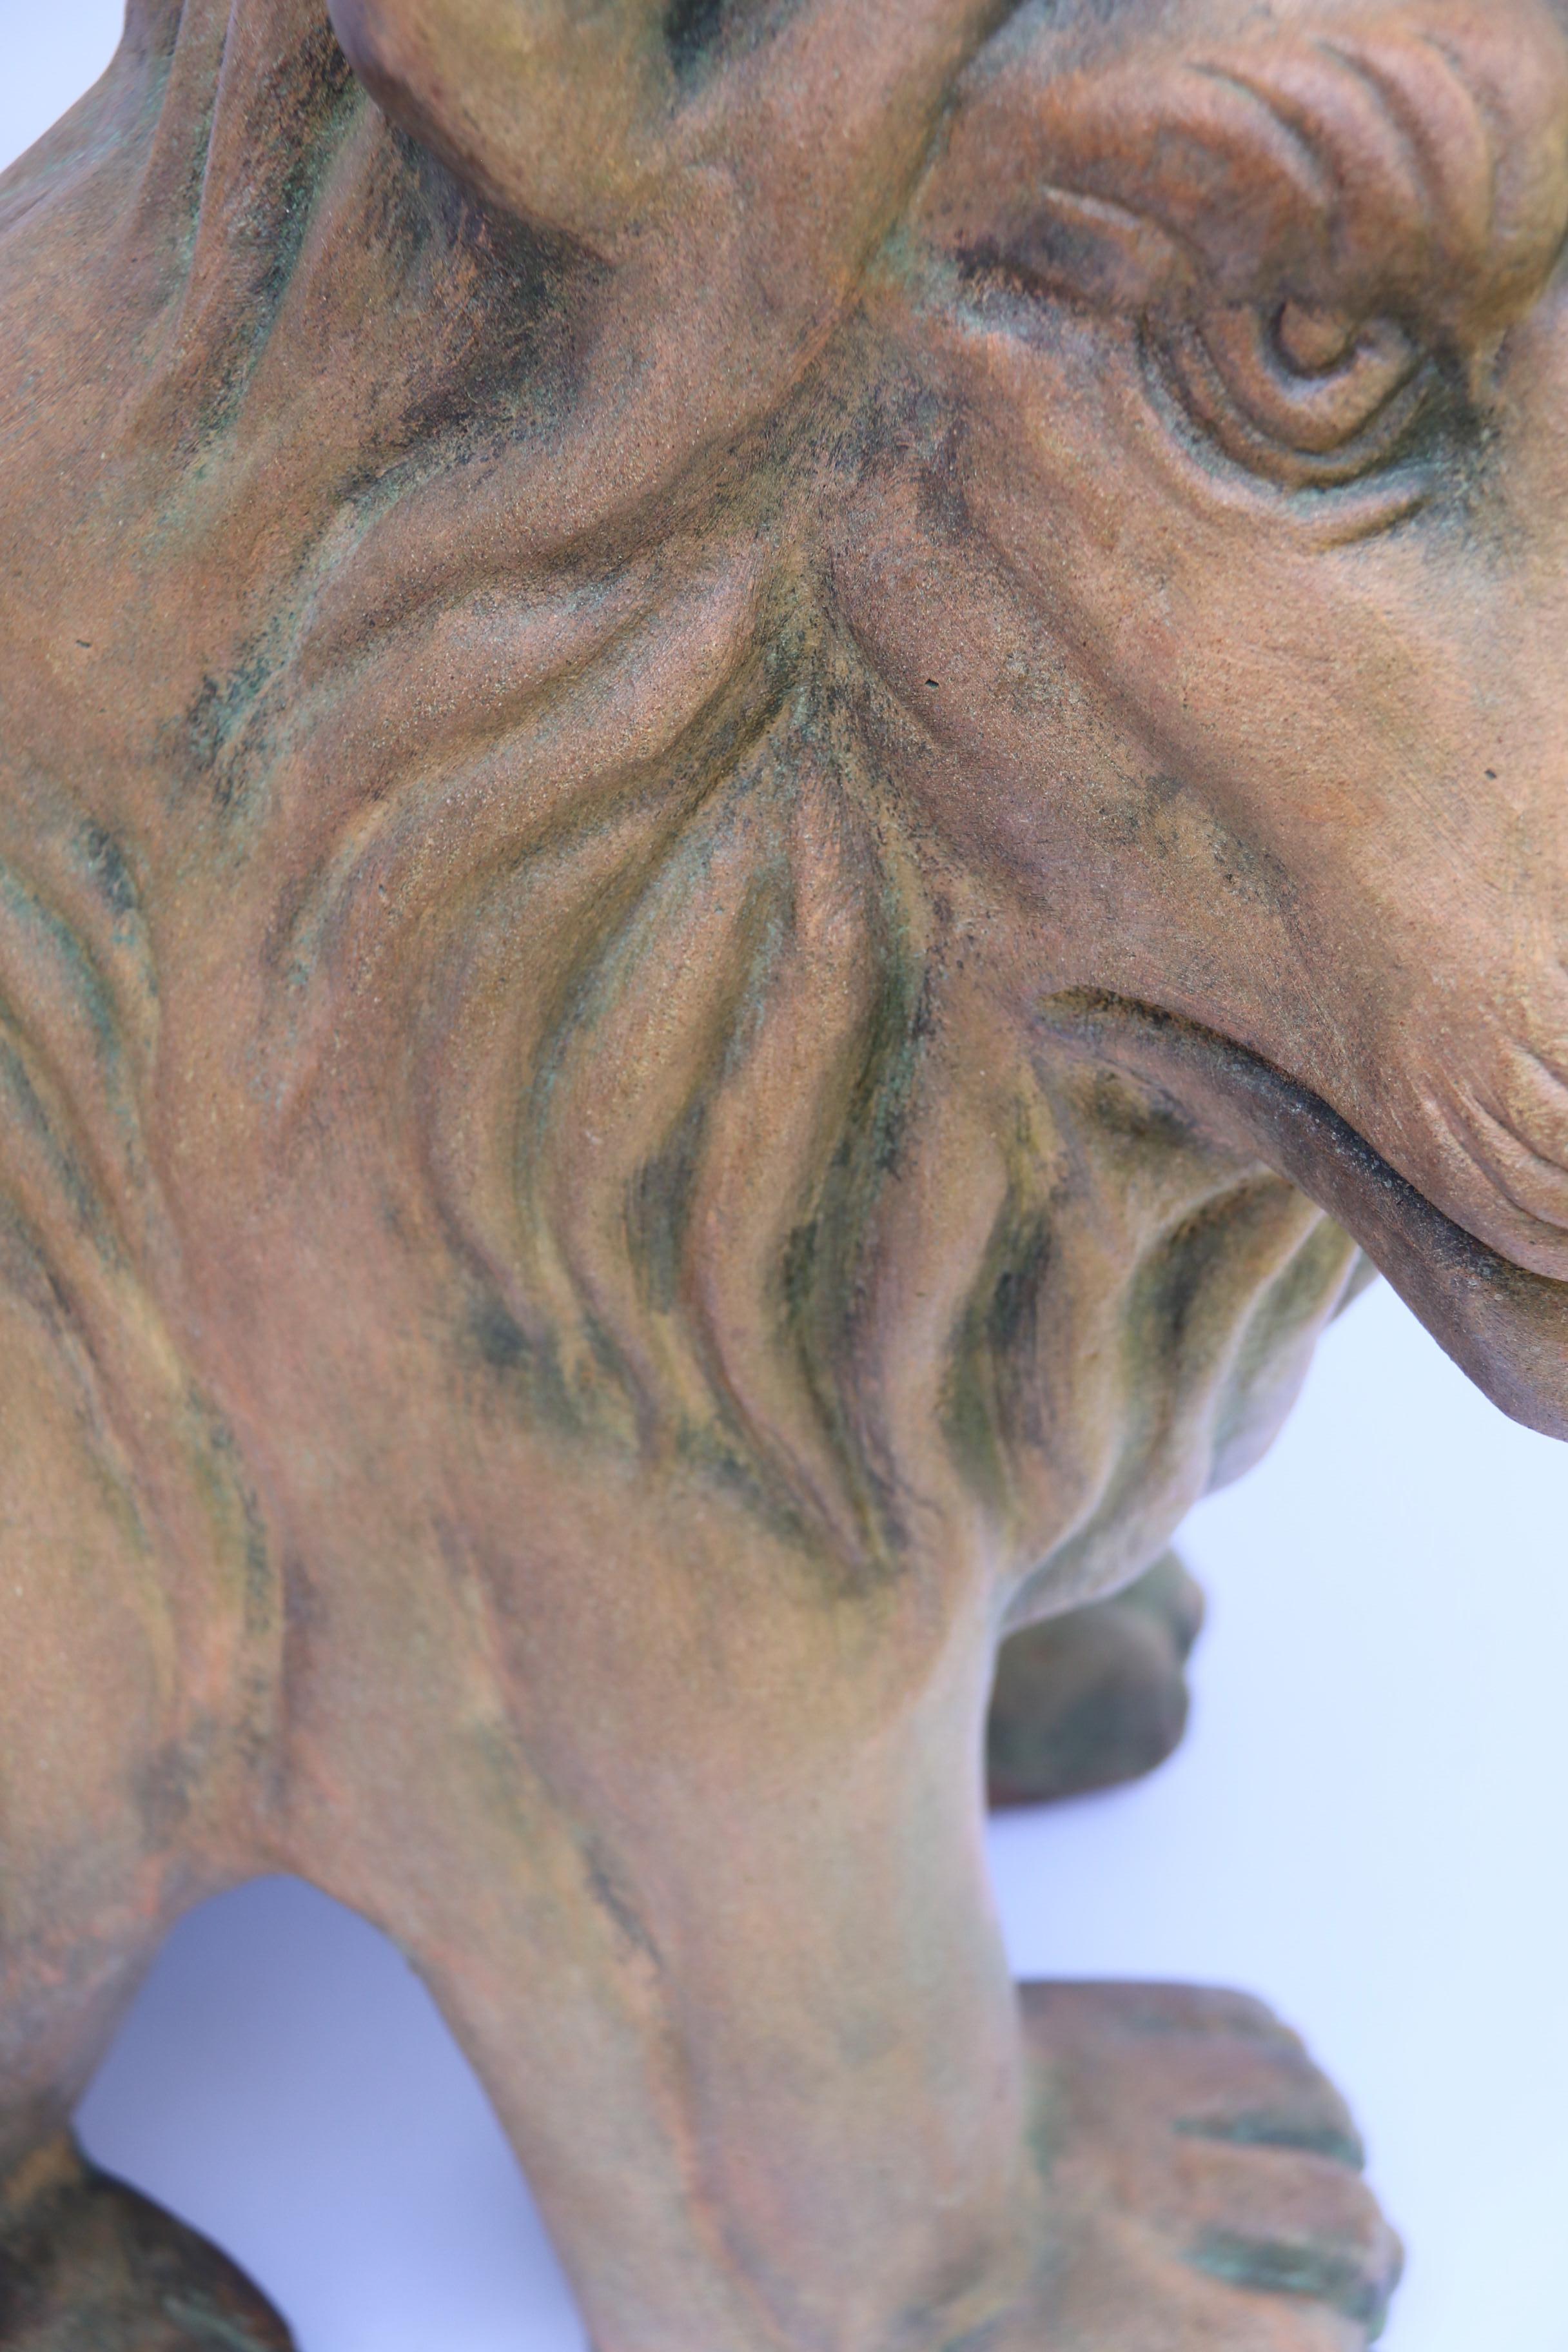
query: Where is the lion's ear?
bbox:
[921,0,1568,353]
[326,0,673,252]
[326,0,1001,262]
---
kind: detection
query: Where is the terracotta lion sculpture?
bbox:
[2,0,1565,2342]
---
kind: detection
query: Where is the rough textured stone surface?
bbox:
[1,0,1564,2342]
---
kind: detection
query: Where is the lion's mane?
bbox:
[0,0,1367,1624]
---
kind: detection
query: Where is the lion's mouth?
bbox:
[1035,992,1568,1443]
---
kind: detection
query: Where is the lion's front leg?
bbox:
[0,1261,291,2349]
[279,1493,1395,2352]
[293,1563,1035,2352]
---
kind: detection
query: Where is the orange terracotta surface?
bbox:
[1,3,1564,2342]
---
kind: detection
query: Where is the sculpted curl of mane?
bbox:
[375,599,1366,1606]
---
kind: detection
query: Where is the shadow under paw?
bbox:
[0,2137,293,2351]
[988,1551,1206,1808]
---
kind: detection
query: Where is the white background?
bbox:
[5,11,1567,2347]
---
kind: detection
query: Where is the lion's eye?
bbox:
[1151,297,1441,489]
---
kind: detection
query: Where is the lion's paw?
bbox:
[988,1553,1205,1808]
[1015,1982,1402,2349]
[0,2137,293,2351]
